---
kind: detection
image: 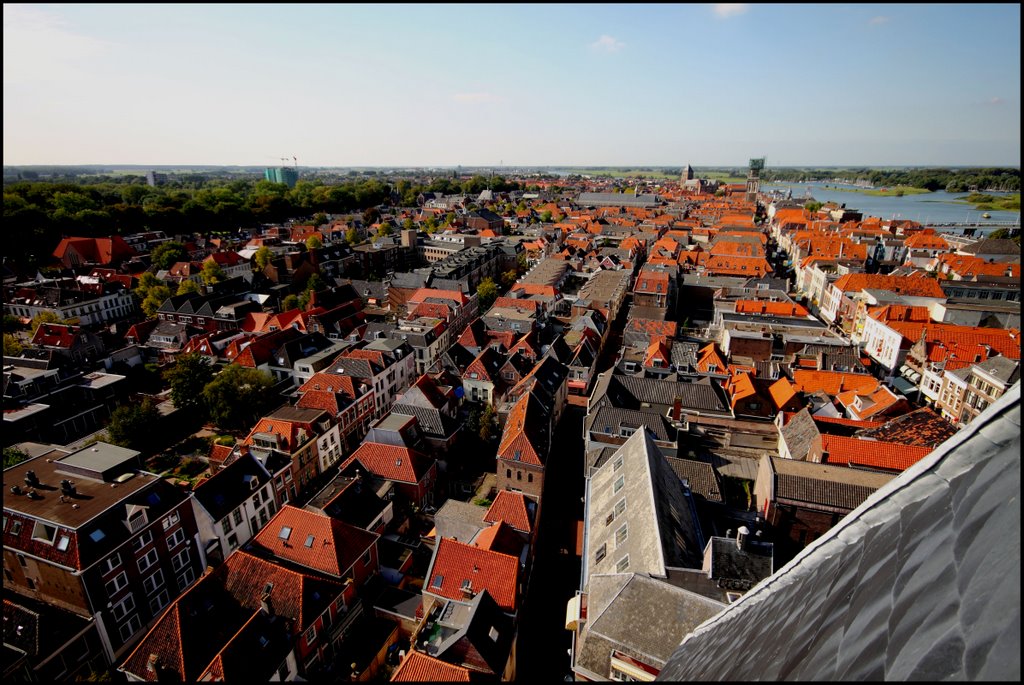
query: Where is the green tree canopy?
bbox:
[164,353,215,412]
[141,284,173,318]
[477,404,498,442]
[150,241,189,270]
[3,333,24,357]
[476,277,499,311]
[201,260,225,285]
[30,311,65,334]
[107,399,161,452]
[305,234,323,250]
[281,294,300,311]
[4,446,30,469]
[176,279,201,295]
[254,245,274,270]
[202,365,278,431]
[311,212,328,227]
[344,227,359,245]
[500,269,518,289]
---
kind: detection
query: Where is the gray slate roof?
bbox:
[659,383,1021,682]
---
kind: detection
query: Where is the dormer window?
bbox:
[126,507,148,534]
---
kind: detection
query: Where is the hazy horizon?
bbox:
[4,4,1020,167]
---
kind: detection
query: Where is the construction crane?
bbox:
[292,155,297,168]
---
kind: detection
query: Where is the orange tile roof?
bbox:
[734,300,809,317]
[725,372,757,407]
[251,505,378,578]
[792,370,878,396]
[887,322,1020,360]
[768,377,798,410]
[696,343,727,374]
[497,392,544,467]
[343,442,433,484]
[483,491,533,534]
[427,537,519,612]
[832,273,945,298]
[391,651,471,682]
[821,434,932,472]
[836,384,904,420]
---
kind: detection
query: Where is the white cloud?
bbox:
[453,92,502,104]
[986,97,1005,106]
[713,4,749,19]
[869,16,890,25]
[3,5,110,86]
[590,35,625,53]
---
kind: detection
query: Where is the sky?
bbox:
[3,3,1021,167]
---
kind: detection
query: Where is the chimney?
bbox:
[260,583,274,615]
[673,396,682,422]
[736,526,750,551]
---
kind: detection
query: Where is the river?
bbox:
[763,182,1020,228]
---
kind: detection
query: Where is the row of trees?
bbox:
[2,173,535,272]
[761,167,1020,193]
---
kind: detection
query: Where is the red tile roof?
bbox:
[391,651,471,682]
[251,505,378,578]
[343,442,433,484]
[30,323,81,348]
[734,300,809,317]
[483,491,533,534]
[832,273,945,298]
[426,538,519,612]
[792,370,878,397]
[768,377,798,410]
[497,392,544,467]
[821,434,932,472]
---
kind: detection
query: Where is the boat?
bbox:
[982,213,992,219]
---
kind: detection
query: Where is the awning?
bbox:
[899,365,911,375]
[610,652,659,682]
[909,372,922,382]
[565,595,581,631]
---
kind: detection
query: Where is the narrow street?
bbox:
[515,404,586,681]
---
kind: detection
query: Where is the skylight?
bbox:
[89,529,105,542]
[279,526,292,540]
[305,534,315,548]
[431,574,443,588]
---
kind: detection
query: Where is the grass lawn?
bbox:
[955,193,1021,212]
[821,185,931,197]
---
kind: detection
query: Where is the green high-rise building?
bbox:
[264,166,299,188]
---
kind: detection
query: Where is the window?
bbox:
[517,471,522,481]
[143,570,164,595]
[616,525,628,547]
[138,548,159,574]
[362,549,372,567]
[31,522,57,544]
[304,624,317,646]
[613,456,624,471]
[594,543,607,563]
[166,529,186,550]
[613,476,624,494]
[131,530,153,553]
[119,614,142,642]
[177,566,196,591]
[616,556,630,573]
[527,473,533,483]
[10,520,23,536]
[227,532,239,550]
[150,589,170,615]
[101,554,121,575]
[127,510,147,534]
[232,508,244,526]
[111,593,135,621]
[614,499,626,517]
[172,548,190,573]
[161,512,180,531]
[57,535,71,552]
[506,468,512,479]
[106,572,128,596]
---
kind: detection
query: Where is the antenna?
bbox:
[293,155,298,168]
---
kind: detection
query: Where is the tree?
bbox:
[176,279,201,295]
[541,210,553,223]
[107,399,161,452]
[305,234,323,250]
[311,212,328,227]
[4,333,24,356]
[501,269,518,289]
[30,311,64,334]
[201,260,225,285]
[298,272,328,309]
[281,294,300,311]
[202,365,277,431]
[345,227,359,245]
[164,353,215,412]
[141,284,173,318]
[805,201,823,213]
[4,446,30,469]
[150,241,189,270]
[476,277,499,311]
[375,221,393,238]
[254,246,274,270]
[478,404,498,442]
[402,218,415,231]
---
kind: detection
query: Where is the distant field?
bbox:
[570,168,679,180]
[954,193,1021,212]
